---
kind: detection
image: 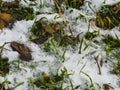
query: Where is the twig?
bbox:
[0,42,11,55]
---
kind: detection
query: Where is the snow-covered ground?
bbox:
[0,0,120,90]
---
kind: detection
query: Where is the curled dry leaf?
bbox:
[11,42,32,61]
[31,35,50,44]
[0,13,13,29]
[30,20,64,44]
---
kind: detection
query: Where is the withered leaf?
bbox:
[0,13,13,29]
[41,21,63,34]
[31,35,50,44]
[2,0,19,7]
[41,21,54,34]
[0,20,5,29]
[0,13,13,22]
[30,20,64,44]
[11,42,32,61]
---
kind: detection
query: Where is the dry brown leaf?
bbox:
[41,21,63,34]
[1,0,19,9]
[0,13,13,22]
[0,20,6,29]
[11,42,32,61]
[50,22,62,32]
[41,21,54,34]
[0,13,13,29]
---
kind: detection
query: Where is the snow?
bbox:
[0,0,120,90]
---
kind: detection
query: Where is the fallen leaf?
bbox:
[1,0,19,9]
[0,20,5,29]
[41,21,63,34]
[0,13,13,22]
[31,35,50,44]
[41,21,54,34]
[0,13,13,29]
[11,42,32,61]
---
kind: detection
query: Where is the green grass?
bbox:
[109,51,120,75]
[65,0,85,9]
[102,35,120,49]
[0,0,120,89]
[0,80,24,90]
[0,0,2,7]
[0,80,11,90]
[33,68,73,90]
[112,60,120,75]
[95,2,120,29]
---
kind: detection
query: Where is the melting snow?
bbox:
[0,0,120,90]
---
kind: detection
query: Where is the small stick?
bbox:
[0,42,11,55]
